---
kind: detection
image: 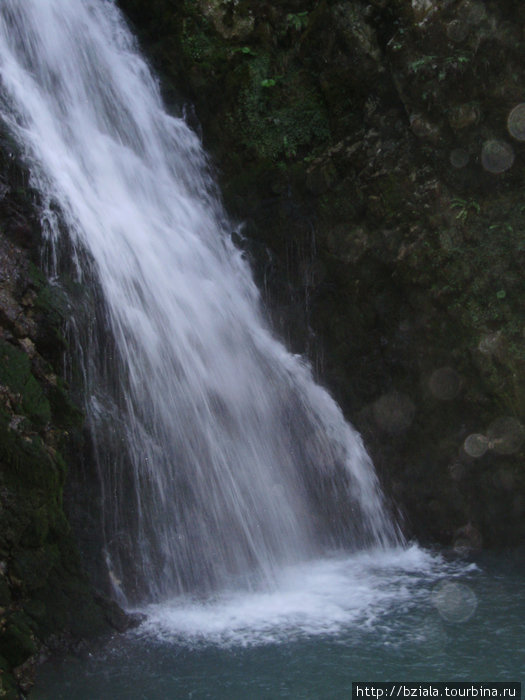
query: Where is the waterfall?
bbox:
[0,0,400,605]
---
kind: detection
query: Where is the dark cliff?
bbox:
[0,133,127,697]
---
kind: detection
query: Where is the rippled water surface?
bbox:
[31,548,525,699]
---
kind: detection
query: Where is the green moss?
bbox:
[0,613,37,668]
[180,14,227,65]
[11,545,60,593]
[22,599,47,626]
[0,411,60,493]
[20,506,50,548]
[233,58,330,161]
[47,379,83,430]
[0,341,51,426]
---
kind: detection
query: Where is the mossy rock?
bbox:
[0,612,37,668]
[0,654,19,700]
[19,505,50,549]
[0,414,61,492]
[11,545,61,593]
[0,340,51,426]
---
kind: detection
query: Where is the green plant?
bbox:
[260,74,283,88]
[409,56,437,72]
[442,54,470,67]
[233,46,257,56]
[283,135,297,158]
[286,11,309,32]
[451,197,480,221]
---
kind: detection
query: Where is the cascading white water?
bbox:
[0,0,401,605]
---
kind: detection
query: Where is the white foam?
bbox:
[135,547,475,647]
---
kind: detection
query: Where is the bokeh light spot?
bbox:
[463,433,489,458]
[428,367,461,401]
[450,148,469,168]
[447,19,469,42]
[372,392,415,434]
[507,103,525,142]
[481,140,515,173]
[431,581,477,623]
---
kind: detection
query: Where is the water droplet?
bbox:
[463,433,489,458]
[431,580,477,623]
[372,392,415,433]
[507,103,525,142]
[487,417,525,455]
[450,148,470,168]
[481,139,515,173]
[428,367,461,400]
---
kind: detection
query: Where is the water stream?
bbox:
[0,0,397,606]
[0,1,522,696]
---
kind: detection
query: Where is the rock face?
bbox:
[0,131,113,697]
[117,0,525,547]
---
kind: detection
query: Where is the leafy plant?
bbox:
[233,46,257,56]
[260,75,282,88]
[409,56,437,72]
[286,11,309,32]
[451,197,480,221]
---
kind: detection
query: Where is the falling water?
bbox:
[0,0,400,605]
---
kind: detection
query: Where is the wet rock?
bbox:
[409,114,441,142]
[13,655,37,696]
[198,0,255,41]
[306,162,337,195]
[94,594,145,633]
[0,120,113,698]
[448,103,480,130]
[453,522,483,552]
[0,613,37,668]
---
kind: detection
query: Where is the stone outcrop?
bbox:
[0,131,125,698]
